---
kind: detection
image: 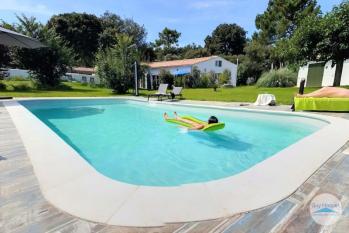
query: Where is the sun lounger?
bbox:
[293,79,349,112]
[294,97,349,112]
[147,84,168,101]
[167,86,183,100]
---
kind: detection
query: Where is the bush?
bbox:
[218,69,231,85]
[11,83,32,91]
[159,69,174,88]
[0,82,6,90]
[256,68,297,87]
[10,76,28,81]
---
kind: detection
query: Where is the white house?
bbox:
[5,67,100,84]
[63,67,100,84]
[297,60,349,87]
[142,56,237,89]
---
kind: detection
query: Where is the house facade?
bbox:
[297,60,349,87]
[4,67,100,84]
[63,67,100,84]
[141,56,237,89]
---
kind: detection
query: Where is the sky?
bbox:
[0,0,343,46]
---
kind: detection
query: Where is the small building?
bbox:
[297,60,349,87]
[142,56,237,89]
[63,67,100,84]
[5,67,100,84]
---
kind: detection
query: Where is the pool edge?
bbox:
[3,98,349,227]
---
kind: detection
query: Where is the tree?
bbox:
[205,23,247,55]
[13,28,74,87]
[255,0,320,43]
[155,27,181,49]
[98,12,147,49]
[47,13,103,66]
[14,14,44,38]
[6,15,73,87]
[154,27,181,60]
[181,44,209,59]
[286,1,349,86]
[0,45,11,68]
[96,34,139,93]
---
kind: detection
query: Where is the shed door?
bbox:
[307,63,325,87]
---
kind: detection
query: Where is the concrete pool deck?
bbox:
[0,97,346,232]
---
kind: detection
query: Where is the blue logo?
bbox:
[310,193,342,226]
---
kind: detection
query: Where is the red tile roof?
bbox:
[71,67,95,75]
[145,56,217,69]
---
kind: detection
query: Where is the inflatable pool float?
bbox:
[166,116,225,131]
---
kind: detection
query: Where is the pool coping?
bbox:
[3,97,349,227]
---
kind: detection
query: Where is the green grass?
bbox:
[0,80,321,104]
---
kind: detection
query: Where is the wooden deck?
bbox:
[1,101,349,233]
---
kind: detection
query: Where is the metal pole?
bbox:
[134,61,138,96]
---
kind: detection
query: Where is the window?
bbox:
[215,60,222,67]
[82,76,87,83]
[90,77,95,84]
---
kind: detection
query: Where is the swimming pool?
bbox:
[21,99,327,186]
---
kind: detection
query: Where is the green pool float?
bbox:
[166,115,225,131]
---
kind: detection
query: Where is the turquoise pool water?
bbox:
[21,99,327,186]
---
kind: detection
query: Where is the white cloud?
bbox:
[0,0,53,15]
[189,0,235,9]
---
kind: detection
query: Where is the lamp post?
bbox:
[127,44,139,96]
[134,61,138,96]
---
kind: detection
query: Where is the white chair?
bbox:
[148,84,168,101]
[167,86,183,100]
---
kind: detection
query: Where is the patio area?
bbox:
[1,100,349,233]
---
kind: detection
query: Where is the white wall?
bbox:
[298,60,349,87]
[322,60,336,87]
[7,69,30,78]
[340,60,349,86]
[64,73,100,84]
[297,65,308,87]
[196,57,237,86]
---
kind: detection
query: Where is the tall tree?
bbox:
[155,27,181,49]
[14,14,44,38]
[255,0,320,43]
[204,23,247,55]
[47,13,103,66]
[286,1,349,86]
[98,12,147,49]
[96,34,139,93]
[154,27,181,60]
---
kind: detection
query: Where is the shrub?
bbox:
[218,69,231,86]
[10,76,28,81]
[11,83,32,91]
[198,73,210,88]
[0,82,6,90]
[256,68,297,87]
[159,69,174,88]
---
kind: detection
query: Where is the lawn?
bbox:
[0,80,321,105]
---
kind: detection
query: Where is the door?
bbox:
[307,63,325,87]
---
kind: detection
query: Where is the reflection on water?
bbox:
[188,131,252,151]
[35,107,105,119]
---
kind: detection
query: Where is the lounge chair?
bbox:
[147,84,168,101]
[293,80,349,112]
[167,86,183,100]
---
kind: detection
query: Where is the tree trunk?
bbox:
[333,59,344,86]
